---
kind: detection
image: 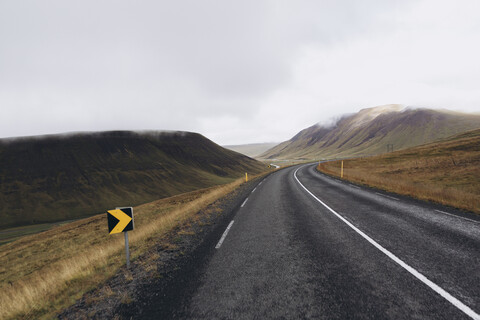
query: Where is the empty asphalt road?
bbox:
[150,164,480,319]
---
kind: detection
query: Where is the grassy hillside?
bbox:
[0,131,266,229]
[0,175,260,319]
[261,106,480,160]
[317,128,480,214]
[223,142,279,158]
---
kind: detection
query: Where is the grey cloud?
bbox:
[0,0,477,144]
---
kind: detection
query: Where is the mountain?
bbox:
[223,142,279,158]
[260,105,480,160]
[0,131,266,229]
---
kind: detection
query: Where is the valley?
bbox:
[224,142,278,158]
[4,2,480,318]
[1,105,479,319]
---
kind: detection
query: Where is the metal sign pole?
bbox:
[124,231,130,268]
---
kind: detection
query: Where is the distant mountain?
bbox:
[223,142,279,158]
[0,131,266,228]
[260,105,480,160]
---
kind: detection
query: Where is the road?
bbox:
[152,164,480,319]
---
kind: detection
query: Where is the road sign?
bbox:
[107,207,134,268]
[107,207,134,234]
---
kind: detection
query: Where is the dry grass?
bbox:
[317,131,480,214]
[0,176,252,319]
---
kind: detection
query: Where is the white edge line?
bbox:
[241,198,248,207]
[375,192,400,201]
[350,184,360,189]
[294,165,479,320]
[435,209,479,224]
[252,187,257,193]
[215,220,234,249]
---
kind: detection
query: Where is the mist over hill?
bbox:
[0,131,265,228]
[260,105,480,160]
[223,143,279,158]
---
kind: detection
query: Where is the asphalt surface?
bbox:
[150,164,480,319]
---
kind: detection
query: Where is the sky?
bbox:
[1,0,480,145]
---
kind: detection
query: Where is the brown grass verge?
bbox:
[0,174,261,319]
[316,136,480,215]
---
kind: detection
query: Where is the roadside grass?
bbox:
[0,174,259,319]
[0,220,81,246]
[317,130,480,215]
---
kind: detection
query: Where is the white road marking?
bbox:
[435,209,479,224]
[241,198,248,207]
[215,220,234,249]
[349,184,360,189]
[294,166,480,320]
[252,187,257,193]
[375,192,400,201]
[259,181,263,185]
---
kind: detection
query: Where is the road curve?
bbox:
[156,164,480,319]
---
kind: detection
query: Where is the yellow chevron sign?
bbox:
[107,207,134,234]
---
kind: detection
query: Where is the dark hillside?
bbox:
[0,131,265,228]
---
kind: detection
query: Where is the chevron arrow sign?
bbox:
[107,207,134,234]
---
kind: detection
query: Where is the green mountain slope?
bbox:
[0,131,266,228]
[260,105,480,160]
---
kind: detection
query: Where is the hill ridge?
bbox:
[260,106,480,160]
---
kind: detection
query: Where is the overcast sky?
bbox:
[1,0,479,145]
